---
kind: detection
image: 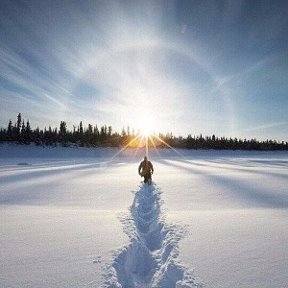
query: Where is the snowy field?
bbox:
[1,145,288,288]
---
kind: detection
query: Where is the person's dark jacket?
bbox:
[138,160,154,176]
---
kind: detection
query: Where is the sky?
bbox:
[0,0,288,141]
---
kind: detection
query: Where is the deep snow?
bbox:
[0,144,288,288]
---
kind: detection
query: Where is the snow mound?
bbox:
[104,184,200,288]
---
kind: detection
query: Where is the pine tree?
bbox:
[16,113,22,141]
[108,126,112,137]
[95,125,99,137]
[121,127,126,137]
[34,127,41,145]
[0,128,7,142]
[20,120,26,144]
[59,121,67,145]
[59,121,67,135]
[7,120,13,141]
[100,126,106,143]
[25,121,32,144]
[79,121,83,135]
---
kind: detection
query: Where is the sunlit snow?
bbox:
[1,145,288,288]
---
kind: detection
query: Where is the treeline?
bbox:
[0,113,133,147]
[0,113,287,151]
[162,133,288,151]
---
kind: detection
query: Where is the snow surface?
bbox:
[1,144,288,287]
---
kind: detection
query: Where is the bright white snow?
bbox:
[0,144,288,288]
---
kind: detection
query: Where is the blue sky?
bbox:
[0,0,287,140]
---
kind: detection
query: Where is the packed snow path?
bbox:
[105,184,199,288]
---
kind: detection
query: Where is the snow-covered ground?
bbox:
[1,144,288,288]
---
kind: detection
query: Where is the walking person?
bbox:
[138,156,154,184]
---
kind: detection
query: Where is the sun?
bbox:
[135,112,155,137]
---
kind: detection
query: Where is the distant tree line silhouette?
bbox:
[0,113,287,151]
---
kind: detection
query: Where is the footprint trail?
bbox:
[104,183,200,288]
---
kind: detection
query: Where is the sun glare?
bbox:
[135,113,155,137]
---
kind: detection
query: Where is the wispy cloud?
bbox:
[244,121,288,133]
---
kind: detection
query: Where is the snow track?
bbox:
[104,184,199,288]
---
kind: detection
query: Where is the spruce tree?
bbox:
[20,120,26,144]
[25,121,32,144]
[108,126,112,137]
[16,113,22,141]
[79,121,83,135]
[59,121,67,145]
[7,120,13,141]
